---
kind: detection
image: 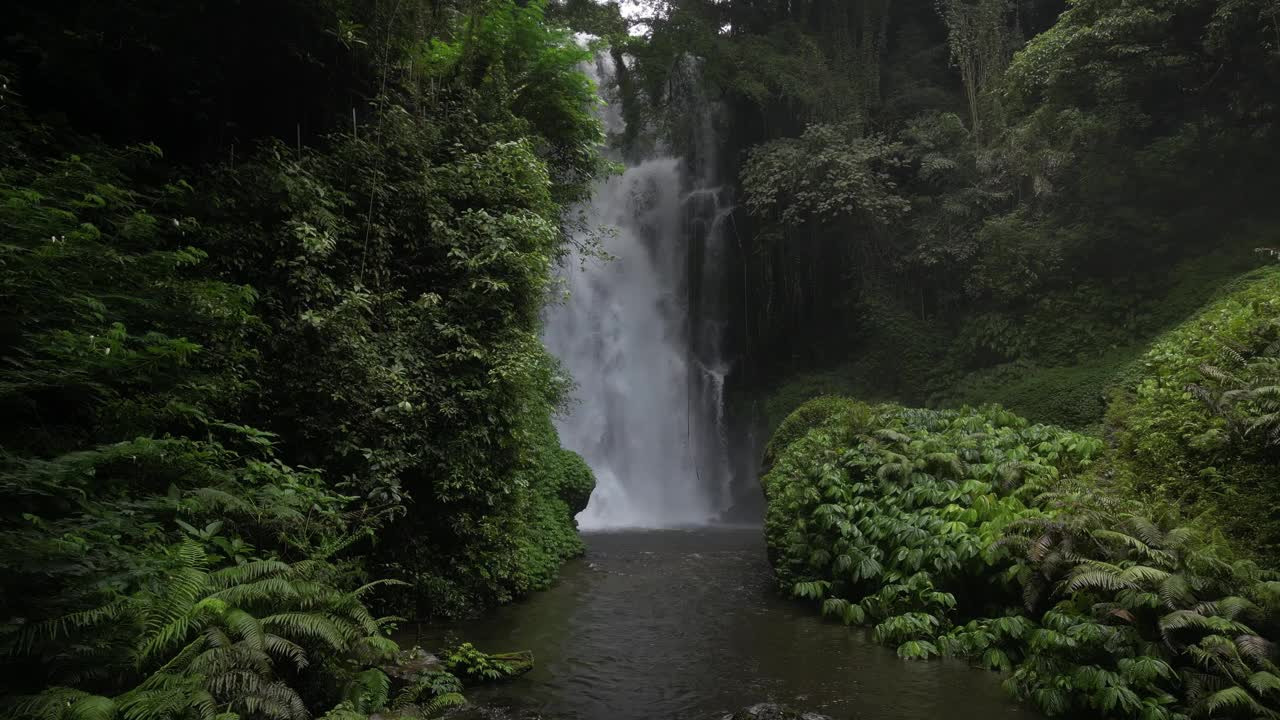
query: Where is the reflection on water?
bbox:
[398,528,1037,720]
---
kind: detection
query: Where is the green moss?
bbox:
[934,352,1138,431]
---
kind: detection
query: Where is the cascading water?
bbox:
[543,52,735,529]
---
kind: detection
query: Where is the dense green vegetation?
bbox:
[1108,267,1280,556]
[2,0,601,716]
[762,266,1280,716]
[609,9,1280,708]
[5,0,1280,714]
[765,393,1280,718]
[592,0,1280,437]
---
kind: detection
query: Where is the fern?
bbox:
[343,669,391,713]
[1201,686,1273,717]
[419,692,466,718]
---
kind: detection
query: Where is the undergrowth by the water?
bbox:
[764,398,1280,719]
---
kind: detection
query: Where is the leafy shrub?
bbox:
[993,498,1280,720]
[0,101,411,720]
[510,416,593,595]
[742,124,911,227]
[191,0,602,615]
[443,643,517,683]
[763,396,865,467]
[764,398,1280,719]
[764,401,1100,610]
[0,0,601,714]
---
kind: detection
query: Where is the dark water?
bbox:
[400,528,1038,720]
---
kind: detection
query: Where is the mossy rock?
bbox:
[551,448,594,515]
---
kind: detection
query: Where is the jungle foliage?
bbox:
[586,0,1280,439]
[1108,266,1280,557]
[764,396,1280,719]
[2,0,601,717]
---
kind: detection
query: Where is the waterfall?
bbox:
[543,52,734,529]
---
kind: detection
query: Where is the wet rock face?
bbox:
[720,703,834,720]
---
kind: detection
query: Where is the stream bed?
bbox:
[400,528,1038,720]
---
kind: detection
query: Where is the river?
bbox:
[400,528,1039,720]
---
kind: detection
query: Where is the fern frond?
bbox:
[420,692,465,719]
[209,578,301,606]
[1119,565,1171,586]
[208,561,291,590]
[117,686,197,720]
[344,669,390,713]
[350,579,409,598]
[1237,634,1278,666]
[1124,516,1166,548]
[1159,573,1195,610]
[259,613,352,650]
[65,695,116,720]
[1064,569,1134,593]
[8,688,94,720]
[188,487,254,513]
[13,600,135,654]
[188,690,217,720]
[223,609,265,652]
[1248,671,1280,695]
[1201,686,1273,717]
[263,634,309,670]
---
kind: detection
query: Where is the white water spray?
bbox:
[543,53,733,529]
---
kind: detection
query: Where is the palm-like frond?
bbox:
[1123,516,1166,550]
[1200,685,1277,719]
[259,612,354,650]
[263,634,309,671]
[8,689,95,720]
[1238,634,1279,667]
[208,560,291,590]
[420,692,466,719]
[1159,573,1196,610]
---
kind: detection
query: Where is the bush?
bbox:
[0,106,408,720]
[0,0,603,713]
[763,396,867,468]
[762,399,1280,719]
[512,417,593,594]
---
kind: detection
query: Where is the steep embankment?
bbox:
[1105,266,1280,555]
[761,267,1280,719]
